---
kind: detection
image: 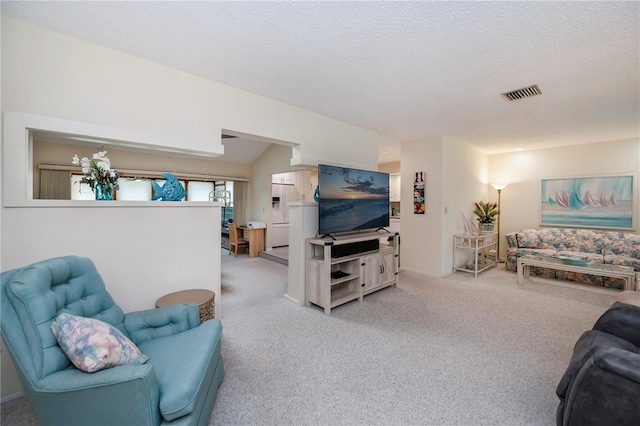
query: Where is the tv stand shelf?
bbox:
[305,231,399,315]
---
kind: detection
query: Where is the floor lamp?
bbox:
[491,183,508,263]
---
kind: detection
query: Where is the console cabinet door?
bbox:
[380,250,397,286]
[361,253,380,292]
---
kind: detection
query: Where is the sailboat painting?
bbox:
[541,175,634,229]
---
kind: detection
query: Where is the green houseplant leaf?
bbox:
[473,201,499,224]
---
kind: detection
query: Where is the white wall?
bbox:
[1,205,221,313]
[442,141,489,273]
[378,162,400,174]
[400,138,444,276]
[287,202,319,305]
[489,139,640,259]
[399,138,488,276]
[2,16,379,169]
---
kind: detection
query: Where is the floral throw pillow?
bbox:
[51,313,148,373]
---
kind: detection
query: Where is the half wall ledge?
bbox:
[3,200,225,208]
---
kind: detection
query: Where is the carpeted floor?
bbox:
[1,256,611,425]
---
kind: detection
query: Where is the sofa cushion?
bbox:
[556,329,638,399]
[51,313,148,373]
[604,232,640,257]
[137,318,222,422]
[517,229,559,249]
[557,229,604,253]
[505,232,518,249]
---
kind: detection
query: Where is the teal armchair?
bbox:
[1,256,224,426]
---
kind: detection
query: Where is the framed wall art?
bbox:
[540,174,635,230]
[413,171,425,214]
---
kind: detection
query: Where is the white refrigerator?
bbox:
[272,184,299,247]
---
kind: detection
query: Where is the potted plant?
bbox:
[72,150,119,200]
[473,201,499,234]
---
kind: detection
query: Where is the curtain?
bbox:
[233,181,247,225]
[40,169,72,199]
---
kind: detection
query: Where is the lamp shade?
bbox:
[491,183,508,191]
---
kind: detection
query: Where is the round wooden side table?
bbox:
[155,289,215,323]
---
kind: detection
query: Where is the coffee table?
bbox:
[517,254,637,291]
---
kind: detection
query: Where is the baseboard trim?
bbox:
[283,294,301,305]
[1,391,25,404]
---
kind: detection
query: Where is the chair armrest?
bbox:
[38,363,157,392]
[593,302,640,347]
[593,347,640,384]
[124,303,200,345]
[562,348,640,426]
[34,364,162,425]
[505,232,518,248]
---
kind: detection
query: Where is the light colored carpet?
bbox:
[1,257,611,426]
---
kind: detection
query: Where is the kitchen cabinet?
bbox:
[389,173,401,202]
[272,172,295,184]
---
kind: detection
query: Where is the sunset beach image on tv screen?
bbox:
[318,164,390,235]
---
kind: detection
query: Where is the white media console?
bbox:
[305,231,400,315]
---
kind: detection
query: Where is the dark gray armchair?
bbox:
[556,301,640,426]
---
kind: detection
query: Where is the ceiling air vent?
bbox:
[221,134,238,139]
[501,84,541,101]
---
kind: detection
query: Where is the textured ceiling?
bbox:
[2,1,639,164]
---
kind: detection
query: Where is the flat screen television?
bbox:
[318,164,390,235]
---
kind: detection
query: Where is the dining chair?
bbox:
[228,223,249,256]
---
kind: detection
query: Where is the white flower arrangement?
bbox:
[72,150,119,191]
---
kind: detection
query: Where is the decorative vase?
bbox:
[94,183,114,201]
[479,223,495,235]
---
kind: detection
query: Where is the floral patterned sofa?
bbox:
[505,228,640,289]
